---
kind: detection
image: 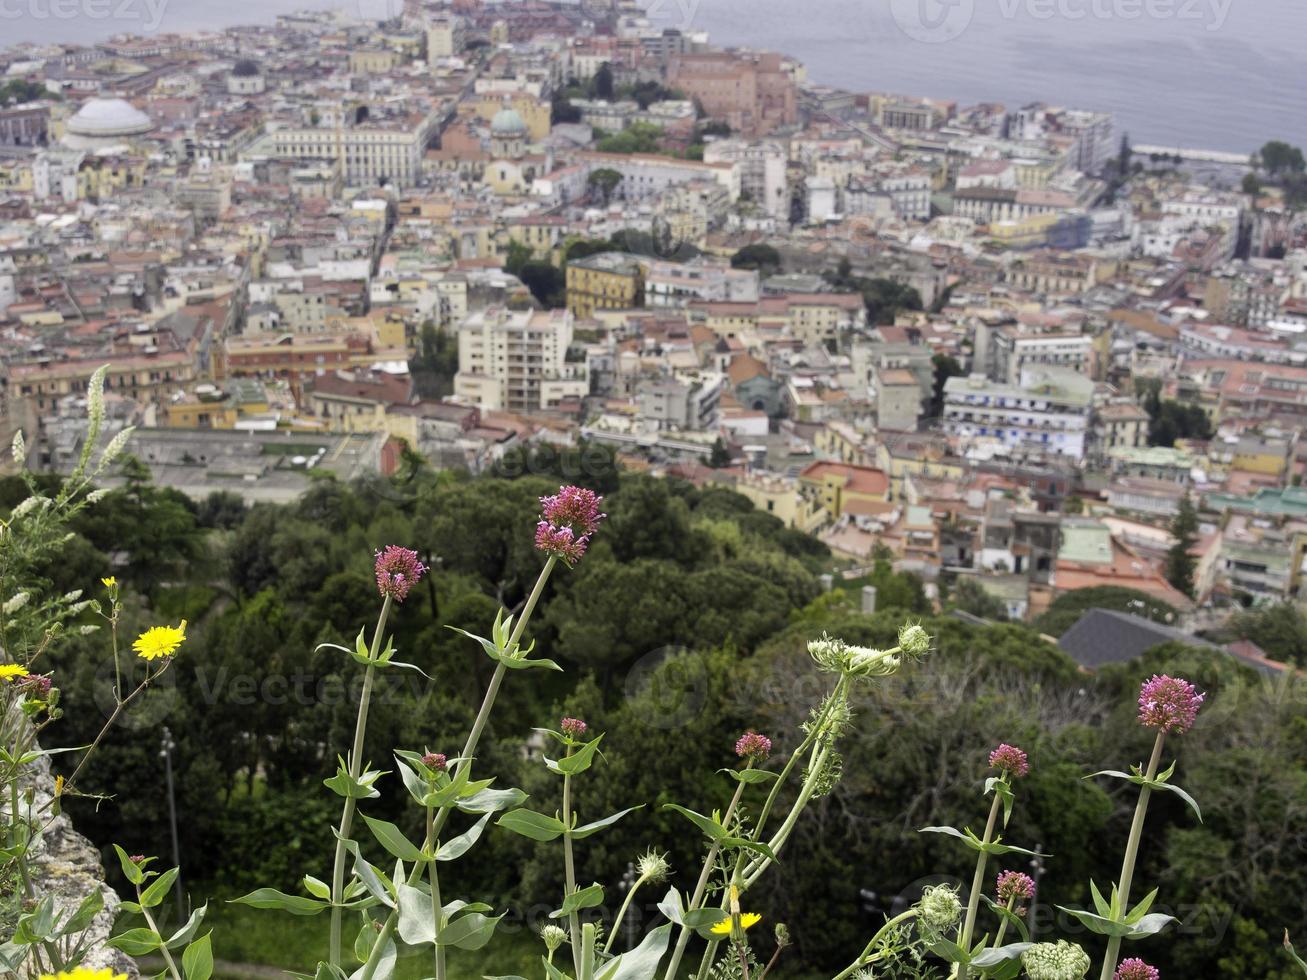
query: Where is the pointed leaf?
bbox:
[362,816,424,863]
[496,809,566,842]
[663,804,728,842]
[437,813,493,861]
[182,933,213,980]
[437,911,503,950]
[230,888,328,916]
[570,806,643,839]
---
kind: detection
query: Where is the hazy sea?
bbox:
[4,0,1304,154]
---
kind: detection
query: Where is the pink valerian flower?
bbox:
[374,546,427,603]
[1137,674,1205,734]
[19,673,52,696]
[421,752,447,773]
[540,486,605,538]
[735,731,772,763]
[534,521,589,564]
[535,486,605,563]
[996,870,1036,911]
[560,717,588,740]
[128,854,146,864]
[1114,959,1160,980]
[989,743,1030,779]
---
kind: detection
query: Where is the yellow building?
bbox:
[814,421,872,466]
[472,95,551,141]
[1232,436,1290,479]
[77,155,147,200]
[566,253,645,318]
[798,461,892,522]
[164,392,239,429]
[506,217,568,261]
[735,471,825,531]
[875,437,965,502]
[350,49,401,74]
[0,160,33,193]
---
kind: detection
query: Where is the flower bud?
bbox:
[1022,941,1091,980]
[918,884,961,931]
[540,924,567,953]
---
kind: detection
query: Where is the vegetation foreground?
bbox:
[2,371,1307,980]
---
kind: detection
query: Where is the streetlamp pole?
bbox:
[160,727,185,920]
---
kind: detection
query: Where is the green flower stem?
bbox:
[661,776,749,979]
[427,806,446,980]
[1099,731,1167,980]
[562,748,583,975]
[138,883,183,980]
[359,557,559,980]
[328,594,392,970]
[958,788,1004,980]
[743,735,835,887]
[604,874,646,956]
[832,909,920,980]
[992,895,1016,949]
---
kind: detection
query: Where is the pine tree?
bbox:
[1166,493,1199,598]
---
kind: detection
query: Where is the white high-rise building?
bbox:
[454,308,589,413]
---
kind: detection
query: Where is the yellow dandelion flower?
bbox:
[710,912,762,936]
[0,663,26,682]
[54,774,64,796]
[101,577,117,588]
[132,621,187,661]
[41,968,128,980]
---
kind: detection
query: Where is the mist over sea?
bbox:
[3,0,1302,154]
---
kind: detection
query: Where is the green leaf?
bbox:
[324,758,386,800]
[970,942,1032,969]
[303,876,332,901]
[351,852,395,909]
[496,808,566,842]
[230,888,328,916]
[1151,779,1203,822]
[140,868,179,909]
[926,936,969,965]
[437,911,503,950]
[721,768,778,785]
[457,786,527,815]
[551,884,604,919]
[60,888,104,937]
[980,896,1030,944]
[570,806,642,839]
[1284,931,1307,975]
[108,927,163,956]
[595,922,673,980]
[363,816,424,863]
[1089,879,1112,918]
[396,883,435,946]
[182,933,213,980]
[722,837,777,862]
[437,813,493,862]
[113,844,145,886]
[1125,888,1159,924]
[547,736,604,777]
[1056,905,1175,939]
[985,776,1016,828]
[166,904,209,950]
[663,804,727,842]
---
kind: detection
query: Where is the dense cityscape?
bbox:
[2,1,1307,978]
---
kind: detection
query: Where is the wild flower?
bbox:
[539,486,605,537]
[39,969,127,980]
[421,752,447,772]
[1137,674,1204,734]
[735,730,772,763]
[132,622,187,661]
[1021,940,1091,980]
[996,869,1036,910]
[1115,959,1160,980]
[898,621,932,656]
[534,522,589,563]
[560,717,588,740]
[373,546,427,603]
[0,664,26,682]
[636,850,670,884]
[19,673,52,697]
[710,912,761,936]
[540,924,567,953]
[918,884,962,931]
[988,743,1030,779]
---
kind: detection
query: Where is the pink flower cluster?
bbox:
[535,486,605,564]
[735,731,772,763]
[421,752,447,772]
[1137,674,1204,734]
[374,546,427,603]
[1115,959,1160,980]
[996,870,1036,910]
[988,743,1030,779]
[561,717,588,741]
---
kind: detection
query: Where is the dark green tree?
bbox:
[1165,493,1199,598]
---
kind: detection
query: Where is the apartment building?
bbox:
[453,307,588,413]
[943,368,1093,459]
[266,106,439,189]
[566,253,645,318]
[667,51,797,138]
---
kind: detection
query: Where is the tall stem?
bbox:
[958,790,1004,980]
[427,806,446,980]
[1099,732,1166,980]
[832,909,920,980]
[562,750,582,975]
[139,887,183,980]
[992,896,1016,949]
[328,595,392,970]
[662,778,748,980]
[358,557,559,980]
[604,878,644,956]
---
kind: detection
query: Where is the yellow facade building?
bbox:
[566,253,645,318]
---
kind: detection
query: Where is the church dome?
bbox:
[65,97,154,139]
[232,59,261,77]
[490,107,528,137]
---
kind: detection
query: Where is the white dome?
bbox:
[67,98,154,138]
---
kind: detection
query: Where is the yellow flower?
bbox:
[710,912,762,936]
[0,663,26,682]
[41,968,128,980]
[54,775,64,796]
[132,621,187,661]
[101,577,117,588]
